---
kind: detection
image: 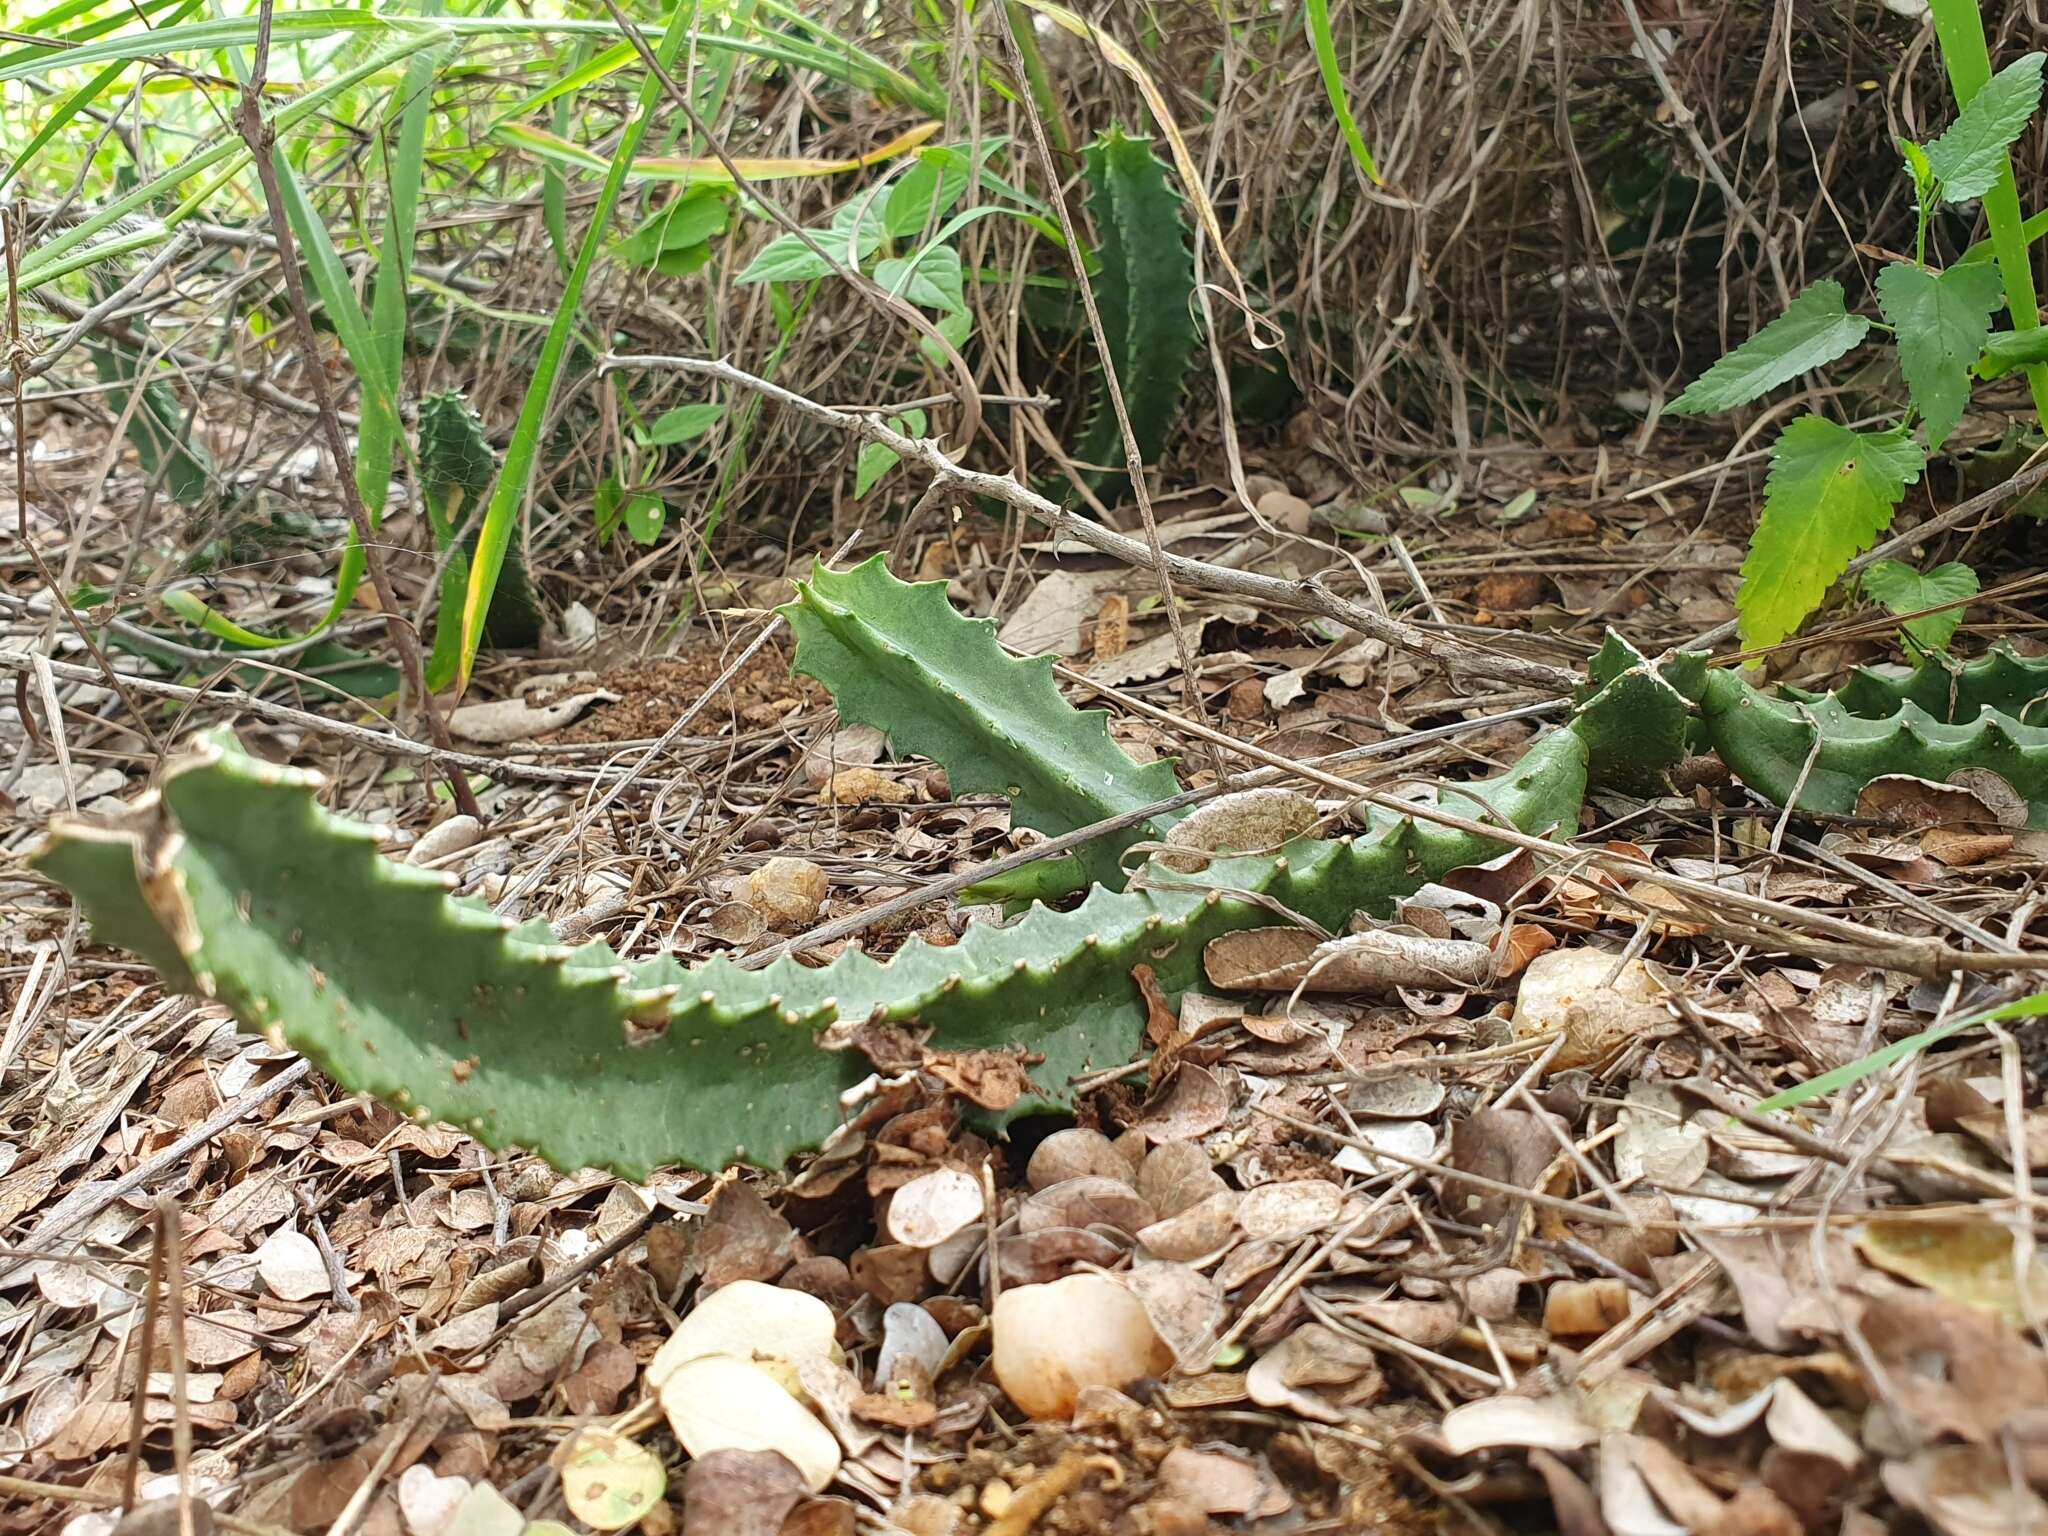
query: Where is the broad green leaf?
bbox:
[1737,417,1927,650]
[854,409,925,499]
[1861,558,1978,651]
[638,403,725,447]
[1926,50,2046,202]
[614,187,731,267]
[883,146,973,237]
[593,475,625,549]
[623,494,667,545]
[1668,281,1870,414]
[1978,326,2048,379]
[1874,260,2005,448]
[873,245,964,313]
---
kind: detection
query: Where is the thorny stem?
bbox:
[234,0,480,823]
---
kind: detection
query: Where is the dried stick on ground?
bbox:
[598,353,1581,694]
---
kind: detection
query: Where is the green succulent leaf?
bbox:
[1571,633,1706,794]
[1926,51,2046,203]
[1860,558,1978,652]
[1073,129,1198,490]
[1875,261,2005,449]
[1667,281,1870,416]
[1736,416,1927,650]
[782,556,1180,890]
[1700,668,2048,828]
[35,725,1588,1176]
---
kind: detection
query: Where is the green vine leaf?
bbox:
[1875,261,2005,449]
[1667,281,1870,416]
[1926,51,2046,203]
[1737,417,1927,650]
[1860,558,1978,652]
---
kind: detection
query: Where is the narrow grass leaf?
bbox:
[1304,0,1381,184]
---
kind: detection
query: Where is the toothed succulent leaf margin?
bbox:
[782,556,1182,895]
[33,728,1588,1177]
[1073,129,1198,494]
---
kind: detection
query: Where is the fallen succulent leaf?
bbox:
[991,1273,1174,1418]
[558,1427,666,1531]
[657,1355,840,1492]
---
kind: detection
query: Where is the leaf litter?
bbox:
[11,451,2048,1536]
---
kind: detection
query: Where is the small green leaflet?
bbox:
[1898,137,1933,202]
[874,246,965,313]
[1736,416,1927,650]
[1861,559,1978,651]
[883,146,974,237]
[855,408,926,500]
[614,188,731,273]
[622,493,667,546]
[1667,281,1870,415]
[1926,51,2045,203]
[636,403,724,448]
[738,198,891,284]
[1874,261,2004,449]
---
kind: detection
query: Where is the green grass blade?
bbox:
[357,40,452,516]
[458,0,699,687]
[1753,990,2048,1115]
[1304,0,1381,184]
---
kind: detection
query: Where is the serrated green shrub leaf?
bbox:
[1737,417,1926,650]
[1875,261,2005,449]
[1860,558,1978,651]
[1927,51,2045,202]
[1668,282,1870,415]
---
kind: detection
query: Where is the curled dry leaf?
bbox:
[742,857,829,931]
[557,1426,666,1532]
[991,1274,1174,1419]
[1137,1140,1227,1219]
[648,1279,839,1401]
[1512,949,1661,1068]
[1333,1118,1437,1176]
[1882,1443,2048,1536]
[995,1226,1125,1287]
[1137,1190,1240,1262]
[1856,774,2009,832]
[1026,1128,1135,1191]
[1236,1179,1343,1241]
[1853,1290,2048,1444]
[1348,1075,1447,1120]
[446,691,620,744]
[1120,1258,1226,1369]
[1246,1323,1381,1424]
[886,1168,985,1249]
[657,1355,840,1493]
[1342,1297,1463,1348]
[1132,1064,1234,1143]
[1019,1176,1156,1237]
[696,1178,799,1287]
[1158,788,1318,872]
[1437,1394,1596,1455]
[1156,1446,1290,1518]
[253,1227,330,1302]
[680,1450,808,1536]
[1443,1106,1557,1228]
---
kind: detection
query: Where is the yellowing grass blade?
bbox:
[494,118,940,184]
